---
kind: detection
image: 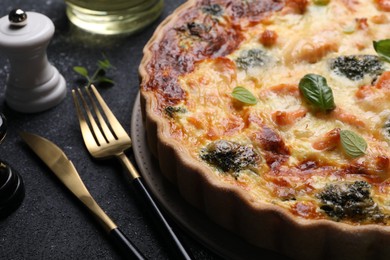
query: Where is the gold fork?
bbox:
[72,85,192,260]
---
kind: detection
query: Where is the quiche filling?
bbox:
[142,0,390,225]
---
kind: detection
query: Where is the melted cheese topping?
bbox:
[158,0,390,223]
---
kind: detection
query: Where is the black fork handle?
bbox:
[132,177,193,260]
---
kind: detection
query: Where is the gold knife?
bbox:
[20,131,145,260]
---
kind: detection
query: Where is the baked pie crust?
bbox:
[139,0,390,258]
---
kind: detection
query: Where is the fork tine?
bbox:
[72,89,98,147]
[89,85,129,139]
[73,88,106,146]
[85,85,116,142]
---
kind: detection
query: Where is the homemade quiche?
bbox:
[139,0,390,258]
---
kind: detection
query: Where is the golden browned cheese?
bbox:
[141,0,390,224]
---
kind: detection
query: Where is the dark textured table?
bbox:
[0,1,222,259]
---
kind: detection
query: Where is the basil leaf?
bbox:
[232,86,258,105]
[340,130,367,158]
[299,74,336,112]
[374,39,390,63]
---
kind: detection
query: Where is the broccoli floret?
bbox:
[164,106,186,118]
[200,140,258,173]
[317,181,385,222]
[329,55,384,81]
[235,49,270,70]
[202,4,223,16]
[186,22,211,37]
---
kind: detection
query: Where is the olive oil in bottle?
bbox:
[65,0,164,35]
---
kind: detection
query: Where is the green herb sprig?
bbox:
[340,130,367,158]
[231,86,258,105]
[299,74,336,112]
[374,39,390,63]
[73,56,115,87]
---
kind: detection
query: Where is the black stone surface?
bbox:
[0,1,221,259]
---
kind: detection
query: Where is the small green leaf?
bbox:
[98,59,113,70]
[73,66,89,77]
[299,74,336,112]
[74,55,115,87]
[340,130,367,158]
[232,86,258,105]
[374,39,390,63]
[98,77,115,84]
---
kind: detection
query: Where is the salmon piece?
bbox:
[187,116,203,129]
[282,0,309,14]
[247,112,264,127]
[272,109,307,126]
[375,0,390,11]
[355,18,369,30]
[222,116,245,136]
[295,40,339,63]
[206,127,219,140]
[331,107,366,128]
[251,125,290,168]
[284,30,340,64]
[355,85,377,99]
[312,128,341,151]
[260,30,278,47]
[375,71,390,89]
[375,155,390,172]
[348,153,390,181]
[371,14,389,24]
[266,84,299,96]
[355,72,390,99]
[291,201,319,219]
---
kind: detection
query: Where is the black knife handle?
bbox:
[109,227,146,260]
[132,177,193,260]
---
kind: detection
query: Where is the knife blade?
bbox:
[20,131,145,260]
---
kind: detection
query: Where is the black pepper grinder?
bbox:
[0,113,25,218]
